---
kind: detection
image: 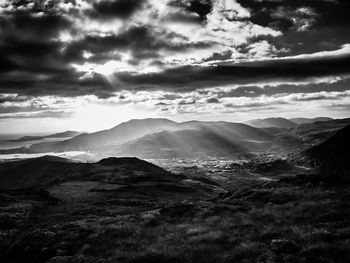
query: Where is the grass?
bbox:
[0,175,350,263]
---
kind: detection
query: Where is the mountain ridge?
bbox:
[11,131,84,142]
[289,117,333,124]
[246,117,298,129]
[18,119,273,155]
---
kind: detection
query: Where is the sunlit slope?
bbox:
[28,118,178,152]
[115,123,274,158]
[246,117,297,129]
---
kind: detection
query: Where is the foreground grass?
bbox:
[1,177,350,263]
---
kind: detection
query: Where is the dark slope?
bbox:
[289,117,332,124]
[0,156,78,190]
[304,124,350,172]
[288,118,350,146]
[252,118,350,152]
[0,156,219,202]
[246,117,297,129]
[0,156,178,190]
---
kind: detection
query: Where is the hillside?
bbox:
[1,155,349,263]
[288,118,350,146]
[0,156,78,189]
[304,124,350,172]
[246,117,297,129]
[111,122,274,158]
[0,155,183,191]
[27,118,178,152]
[180,121,273,141]
[289,117,332,124]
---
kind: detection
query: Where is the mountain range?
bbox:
[1,117,349,160]
[20,119,276,158]
[11,131,84,142]
[114,126,272,158]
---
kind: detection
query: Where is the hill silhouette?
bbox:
[0,156,218,201]
[289,118,350,146]
[0,156,179,190]
[305,124,350,172]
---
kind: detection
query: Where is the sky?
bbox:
[0,0,350,133]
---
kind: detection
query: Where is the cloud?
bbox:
[0,0,284,99]
[206,97,219,103]
[0,0,350,126]
[114,49,350,91]
[0,110,74,119]
[236,0,350,31]
[178,99,196,105]
[89,0,145,19]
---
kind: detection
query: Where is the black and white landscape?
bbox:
[1,1,350,263]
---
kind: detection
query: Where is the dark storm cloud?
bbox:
[187,0,213,20]
[0,11,71,40]
[236,0,350,57]
[0,70,113,98]
[0,1,211,99]
[65,26,212,64]
[178,99,196,105]
[206,97,219,103]
[236,0,350,31]
[216,78,350,99]
[115,53,350,91]
[0,0,350,103]
[0,10,72,72]
[89,0,145,19]
[0,40,69,75]
[169,0,213,22]
[0,4,113,97]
